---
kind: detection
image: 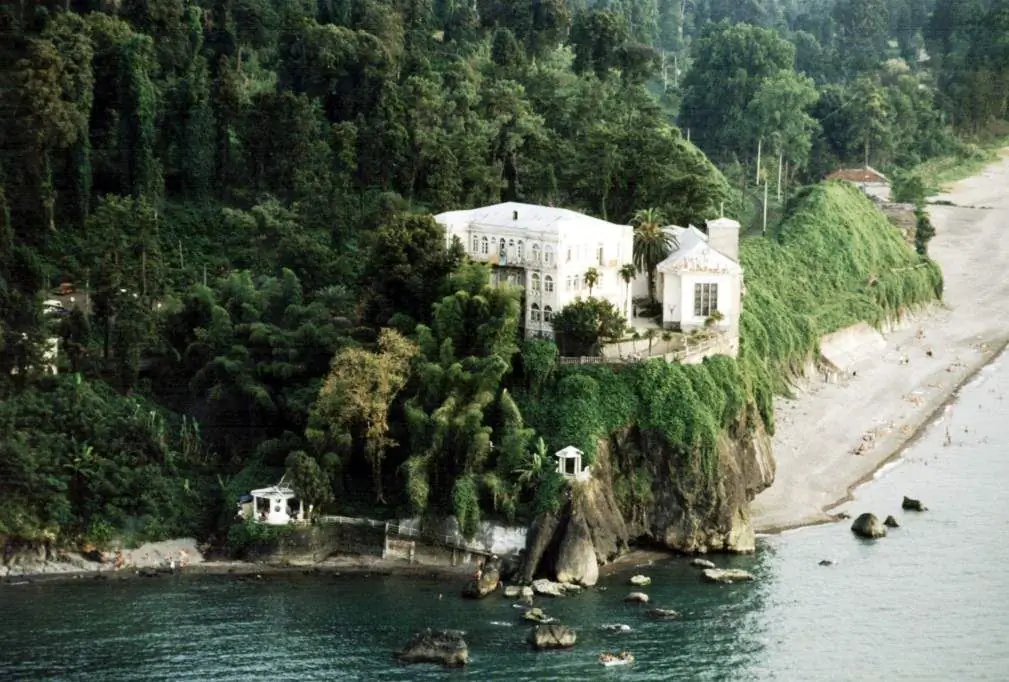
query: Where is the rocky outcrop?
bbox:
[519,451,630,586]
[1,537,204,578]
[462,563,501,599]
[396,629,468,667]
[527,624,577,650]
[851,513,887,539]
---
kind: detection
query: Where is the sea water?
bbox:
[3,354,1008,681]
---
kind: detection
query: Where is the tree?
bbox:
[619,263,637,318]
[746,69,819,196]
[631,208,675,301]
[848,76,891,167]
[309,329,419,503]
[552,298,626,356]
[584,267,600,296]
[914,207,936,256]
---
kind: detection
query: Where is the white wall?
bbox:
[671,272,739,331]
[398,517,528,556]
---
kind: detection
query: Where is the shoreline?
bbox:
[751,148,1009,535]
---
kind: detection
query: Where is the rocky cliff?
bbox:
[520,420,774,584]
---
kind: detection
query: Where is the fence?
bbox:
[559,335,725,366]
[317,515,494,557]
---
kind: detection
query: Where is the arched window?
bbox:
[499,238,507,256]
[544,306,553,322]
[472,235,479,253]
[517,240,524,259]
[573,275,581,290]
[531,303,541,322]
[545,276,554,292]
[544,246,554,265]
[531,273,541,291]
[481,237,489,254]
[565,276,572,291]
[532,243,541,262]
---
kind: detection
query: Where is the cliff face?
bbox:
[520,420,774,583]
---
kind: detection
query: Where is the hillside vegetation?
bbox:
[0,0,996,547]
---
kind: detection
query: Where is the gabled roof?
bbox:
[826,166,890,184]
[656,225,742,275]
[435,202,628,233]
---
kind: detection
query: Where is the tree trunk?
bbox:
[864,136,870,168]
[371,450,386,504]
[777,150,783,201]
[756,137,763,185]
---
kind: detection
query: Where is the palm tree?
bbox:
[631,208,676,302]
[619,263,637,317]
[584,267,600,297]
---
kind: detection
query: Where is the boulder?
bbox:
[818,559,834,567]
[503,585,522,598]
[690,558,717,570]
[851,513,887,539]
[555,515,600,587]
[527,624,577,650]
[396,629,469,667]
[701,568,755,584]
[644,608,680,620]
[624,592,649,604]
[531,578,565,597]
[902,496,928,512]
[521,608,555,624]
[628,574,651,586]
[461,566,500,599]
[883,515,900,528]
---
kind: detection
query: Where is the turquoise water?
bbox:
[3,354,1008,681]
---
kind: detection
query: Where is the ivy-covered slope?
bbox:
[523,180,944,466]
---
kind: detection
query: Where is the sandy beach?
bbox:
[752,150,1009,533]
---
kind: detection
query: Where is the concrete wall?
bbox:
[249,524,385,563]
[818,321,887,372]
[396,517,527,556]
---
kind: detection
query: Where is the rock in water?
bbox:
[883,515,900,528]
[531,578,566,597]
[503,585,522,598]
[818,559,834,567]
[902,496,928,511]
[461,566,501,599]
[690,558,717,570]
[396,629,469,667]
[527,624,577,650]
[628,574,651,586]
[644,608,680,620]
[521,608,555,624]
[624,592,649,603]
[851,513,887,539]
[701,568,755,584]
[555,515,600,587]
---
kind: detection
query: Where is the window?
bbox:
[566,247,572,263]
[544,246,554,265]
[543,306,553,322]
[517,240,524,259]
[499,238,507,256]
[573,275,581,290]
[597,244,604,266]
[566,276,572,291]
[694,283,719,317]
[472,235,479,253]
[481,237,489,254]
[544,276,554,292]
[532,243,541,262]
[531,304,541,322]
[532,273,541,291]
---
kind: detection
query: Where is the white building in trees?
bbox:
[435,202,634,338]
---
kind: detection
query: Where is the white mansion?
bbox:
[435,202,742,345]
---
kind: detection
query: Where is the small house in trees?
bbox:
[555,445,590,480]
[243,479,308,525]
[826,166,891,202]
[652,218,743,354]
[434,202,634,338]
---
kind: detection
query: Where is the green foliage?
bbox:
[224,519,290,558]
[914,207,936,256]
[552,297,626,356]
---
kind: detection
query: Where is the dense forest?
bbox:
[0,0,1005,547]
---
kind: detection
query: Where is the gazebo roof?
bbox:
[555,445,583,458]
[250,484,296,499]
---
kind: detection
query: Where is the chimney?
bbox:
[705,218,740,263]
[513,210,518,221]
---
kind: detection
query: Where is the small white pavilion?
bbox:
[555,446,591,481]
[247,478,306,525]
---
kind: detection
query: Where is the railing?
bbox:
[558,336,725,366]
[317,515,494,556]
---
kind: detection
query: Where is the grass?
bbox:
[911,123,1009,196]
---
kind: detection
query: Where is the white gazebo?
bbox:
[555,446,590,480]
[248,479,304,525]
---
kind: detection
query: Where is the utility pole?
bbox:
[762,182,769,235]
